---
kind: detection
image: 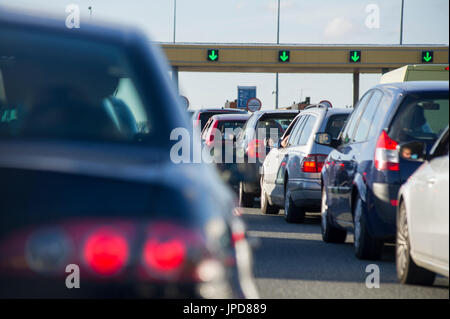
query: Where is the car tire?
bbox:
[321,187,347,243]
[353,196,383,260]
[396,201,436,286]
[239,182,254,208]
[284,185,305,223]
[260,177,279,215]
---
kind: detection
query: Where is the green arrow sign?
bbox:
[349,50,361,63]
[279,50,290,63]
[422,51,433,63]
[207,49,219,62]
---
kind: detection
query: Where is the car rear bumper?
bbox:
[237,161,263,195]
[288,178,322,210]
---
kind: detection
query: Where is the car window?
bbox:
[0,28,166,146]
[288,115,308,146]
[353,90,383,143]
[325,114,350,140]
[218,120,247,134]
[389,92,449,143]
[296,115,317,146]
[367,93,392,140]
[432,129,449,157]
[340,92,372,144]
[256,113,297,141]
[237,113,258,144]
[201,118,214,140]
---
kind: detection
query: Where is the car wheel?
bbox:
[321,187,347,243]
[284,185,305,223]
[353,196,383,260]
[260,177,279,215]
[396,201,436,286]
[239,182,254,208]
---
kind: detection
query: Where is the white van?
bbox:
[380,64,449,84]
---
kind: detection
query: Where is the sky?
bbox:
[0,0,448,109]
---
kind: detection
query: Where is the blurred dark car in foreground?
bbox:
[0,11,258,299]
[320,82,449,260]
[202,114,251,191]
[192,108,248,132]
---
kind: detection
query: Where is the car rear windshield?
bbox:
[198,111,245,131]
[218,120,247,134]
[389,92,449,143]
[0,28,167,147]
[256,113,297,139]
[325,114,350,139]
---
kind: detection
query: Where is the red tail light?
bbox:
[302,154,327,173]
[374,131,399,171]
[231,232,246,245]
[247,139,265,159]
[143,239,186,272]
[194,113,201,127]
[205,120,219,147]
[141,223,201,276]
[83,228,129,276]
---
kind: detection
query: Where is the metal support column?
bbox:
[172,66,179,93]
[353,71,360,107]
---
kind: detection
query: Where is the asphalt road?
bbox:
[241,207,449,299]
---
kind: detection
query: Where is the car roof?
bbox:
[196,108,248,113]
[211,114,251,121]
[253,110,300,115]
[374,81,449,94]
[301,106,353,116]
[0,7,147,50]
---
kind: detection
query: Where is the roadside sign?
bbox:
[319,100,333,108]
[349,50,361,63]
[422,51,434,63]
[279,50,290,63]
[237,86,257,109]
[207,49,219,62]
[180,96,189,109]
[246,98,262,112]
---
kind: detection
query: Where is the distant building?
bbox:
[224,99,238,109]
[281,97,311,110]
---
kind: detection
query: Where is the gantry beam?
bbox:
[160,43,449,74]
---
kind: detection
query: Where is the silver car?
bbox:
[396,126,449,285]
[261,105,352,223]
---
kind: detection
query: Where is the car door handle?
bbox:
[427,177,437,186]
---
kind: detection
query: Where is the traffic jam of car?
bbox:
[0,4,448,302]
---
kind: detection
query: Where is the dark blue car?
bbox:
[0,9,258,298]
[320,81,449,260]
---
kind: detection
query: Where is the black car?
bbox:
[320,81,449,260]
[202,114,251,190]
[235,110,299,207]
[0,10,258,298]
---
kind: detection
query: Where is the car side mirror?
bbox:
[397,141,427,162]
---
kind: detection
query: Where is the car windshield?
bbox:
[389,92,449,143]
[0,28,165,147]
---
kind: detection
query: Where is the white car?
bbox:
[396,127,449,285]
